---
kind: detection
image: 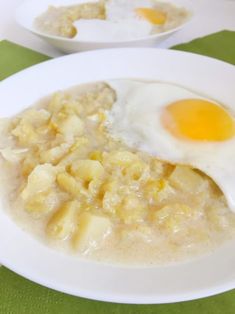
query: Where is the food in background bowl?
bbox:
[1,79,235,265]
[35,0,190,41]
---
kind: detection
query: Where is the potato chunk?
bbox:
[40,143,70,164]
[169,166,205,193]
[106,151,138,167]
[57,172,83,197]
[12,120,39,146]
[70,160,105,181]
[47,200,80,240]
[25,191,58,215]
[58,137,89,167]
[21,164,56,200]
[153,203,197,233]
[73,213,112,252]
[58,115,84,141]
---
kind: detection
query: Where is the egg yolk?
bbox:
[162,99,235,141]
[135,8,167,25]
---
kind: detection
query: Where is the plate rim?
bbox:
[1,48,235,304]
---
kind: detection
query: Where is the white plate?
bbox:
[15,0,193,53]
[0,48,235,304]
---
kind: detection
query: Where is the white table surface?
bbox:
[0,0,235,57]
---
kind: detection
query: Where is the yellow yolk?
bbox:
[135,8,167,25]
[162,99,235,141]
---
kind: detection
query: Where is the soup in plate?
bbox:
[1,80,235,265]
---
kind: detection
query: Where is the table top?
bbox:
[1,0,235,57]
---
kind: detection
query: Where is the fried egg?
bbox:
[106,79,235,212]
[73,0,167,41]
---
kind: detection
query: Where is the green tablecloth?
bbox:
[1,30,235,313]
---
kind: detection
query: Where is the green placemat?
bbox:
[173,30,235,65]
[0,30,235,313]
[0,41,50,81]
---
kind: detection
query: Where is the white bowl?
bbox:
[0,48,235,304]
[15,0,193,53]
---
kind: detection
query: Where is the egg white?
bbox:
[73,18,152,41]
[105,0,153,21]
[106,79,235,212]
